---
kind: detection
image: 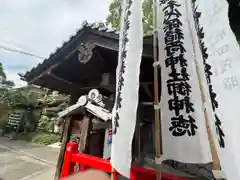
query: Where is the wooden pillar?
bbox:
[74,114,92,172]
[54,117,72,180]
[54,94,78,180]
[89,131,105,158]
[79,115,92,153]
[59,121,65,143]
[59,94,79,143]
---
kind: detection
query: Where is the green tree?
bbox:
[38,91,69,132]
[106,0,121,30]
[3,80,15,87]
[0,62,15,87]
[142,0,153,33]
[0,85,69,134]
[106,0,153,33]
[0,87,41,132]
[0,63,6,78]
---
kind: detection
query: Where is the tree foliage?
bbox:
[106,0,121,30]
[0,85,69,133]
[106,0,153,33]
[0,87,41,131]
[0,63,6,79]
[38,91,68,132]
[142,0,153,33]
[0,84,69,135]
[0,62,15,87]
[0,88,39,109]
[3,80,15,87]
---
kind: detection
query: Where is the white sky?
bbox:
[0,0,110,87]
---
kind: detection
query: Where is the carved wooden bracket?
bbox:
[78,42,95,64]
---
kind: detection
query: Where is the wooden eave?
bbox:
[22,21,154,84]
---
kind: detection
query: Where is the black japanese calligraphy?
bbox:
[163,2,181,21]
[159,0,170,5]
[209,85,218,111]
[161,0,198,137]
[113,0,133,134]
[169,115,197,136]
[215,114,225,148]
[167,81,191,96]
[165,54,187,68]
[168,96,184,116]
[184,96,194,114]
[164,18,183,33]
[192,0,225,148]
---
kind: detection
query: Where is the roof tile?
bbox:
[22,20,149,78]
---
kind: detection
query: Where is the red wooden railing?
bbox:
[60,142,191,180]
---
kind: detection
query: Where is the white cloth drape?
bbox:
[110,0,143,178]
[156,0,212,163]
[190,0,240,179]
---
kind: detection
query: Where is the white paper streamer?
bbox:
[110,0,143,178]
[156,0,212,163]
[191,0,240,179]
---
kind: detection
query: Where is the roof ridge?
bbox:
[22,20,152,78]
[23,20,121,77]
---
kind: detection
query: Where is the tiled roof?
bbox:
[22,21,124,78]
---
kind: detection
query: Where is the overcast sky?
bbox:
[0,0,109,87]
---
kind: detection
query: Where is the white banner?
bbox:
[111,0,143,178]
[156,0,212,163]
[191,0,240,179]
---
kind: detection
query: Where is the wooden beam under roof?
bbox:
[32,74,81,95]
[47,72,101,90]
[90,33,153,58]
[26,42,96,84]
[32,72,110,94]
[34,74,99,94]
[24,32,153,84]
[27,62,61,84]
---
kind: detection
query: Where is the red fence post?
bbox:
[61,142,78,178]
